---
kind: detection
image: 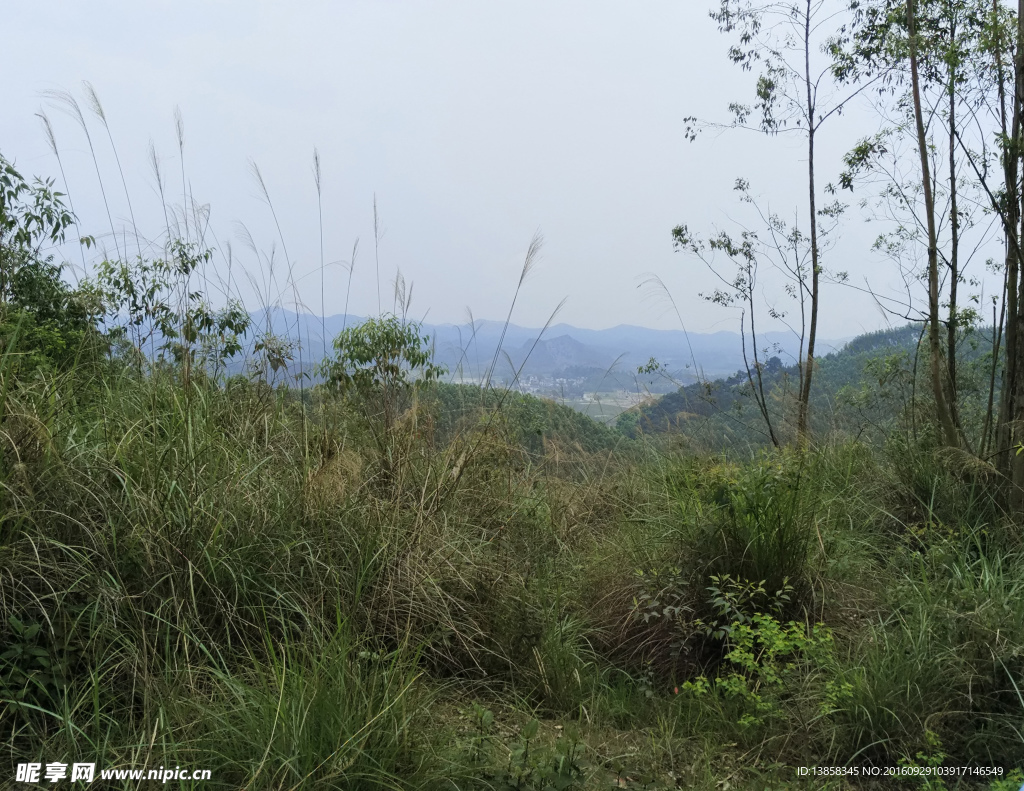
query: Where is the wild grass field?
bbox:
[2,113,1024,788]
[3,313,1023,790]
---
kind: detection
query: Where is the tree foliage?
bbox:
[95,240,250,379]
[0,152,100,375]
[321,315,446,449]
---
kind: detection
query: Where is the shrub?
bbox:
[0,152,102,376]
[321,315,445,443]
[680,614,841,738]
[703,455,816,606]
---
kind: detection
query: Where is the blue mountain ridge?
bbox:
[251,308,847,384]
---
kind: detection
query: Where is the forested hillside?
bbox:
[619,324,999,449]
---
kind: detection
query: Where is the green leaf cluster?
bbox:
[0,152,101,376]
[95,240,251,376]
[321,315,445,397]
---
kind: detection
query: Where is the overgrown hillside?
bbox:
[431,382,627,454]
[619,324,1000,451]
[1,153,1023,790]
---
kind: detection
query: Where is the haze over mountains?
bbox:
[261,309,848,388]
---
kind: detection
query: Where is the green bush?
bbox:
[0,153,102,376]
[702,455,817,605]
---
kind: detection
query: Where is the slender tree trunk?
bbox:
[983,286,1006,457]
[796,0,819,445]
[742,309,780,448]
[1012,0,1024,507]
[908,0,960,447]
[946,29,962,428]
[997,0,1024,506]
[978,0,1011,461]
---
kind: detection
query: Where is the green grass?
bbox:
[0,159,1020,786]
[2,93,1023,789]
[2,352,1021,790]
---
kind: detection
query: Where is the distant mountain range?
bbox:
[255,309,848,387]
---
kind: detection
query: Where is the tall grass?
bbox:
[3,91,1023,789]
[4,332,1024,788]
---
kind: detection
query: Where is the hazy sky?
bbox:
[3,1,994,336]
